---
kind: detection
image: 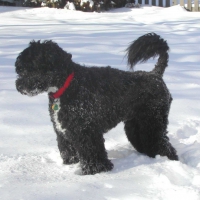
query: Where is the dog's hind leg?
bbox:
[57,133,79,164]
[124,118,144,154]
[72,126,113,175]
[124,107,178,161]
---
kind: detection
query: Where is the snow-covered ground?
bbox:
[0,5,200,200]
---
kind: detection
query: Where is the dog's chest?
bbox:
[51,99,66,135]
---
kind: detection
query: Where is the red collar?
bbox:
[49,72,74,99]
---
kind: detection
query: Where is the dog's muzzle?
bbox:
[16,76,46,97]
[16,78,24,92]
[16,77,30,95]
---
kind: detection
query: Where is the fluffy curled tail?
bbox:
[126,33,169,76]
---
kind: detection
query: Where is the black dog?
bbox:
[15,33,178,175]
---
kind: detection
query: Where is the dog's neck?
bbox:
[48,87,58,93]
[48,72,74,99]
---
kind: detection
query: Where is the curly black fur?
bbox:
[126,32,169,76]
[15,33,178,175]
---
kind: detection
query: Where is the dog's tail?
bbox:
[126,33,169,76]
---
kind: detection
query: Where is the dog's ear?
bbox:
[29,40,41,46]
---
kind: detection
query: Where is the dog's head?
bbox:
[15,40,72,96]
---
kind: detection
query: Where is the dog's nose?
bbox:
[16,81,24,93]
[16,84,23,92]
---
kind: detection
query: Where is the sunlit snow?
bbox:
[0,5,200,200]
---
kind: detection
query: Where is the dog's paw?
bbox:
[81,159,114,175]
[63,157,79,165]
[166,147,179,161]
[61,152,79,165]
[158,142,179,161]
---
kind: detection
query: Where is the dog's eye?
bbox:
[16,67,28,76]
[16,68,22,74]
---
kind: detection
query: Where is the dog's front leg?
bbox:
[56,133,79,164]
[72,127,113,175]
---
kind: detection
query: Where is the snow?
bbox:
[64,2,76,10]
[0,5,200,200]
[80,0,94,8]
